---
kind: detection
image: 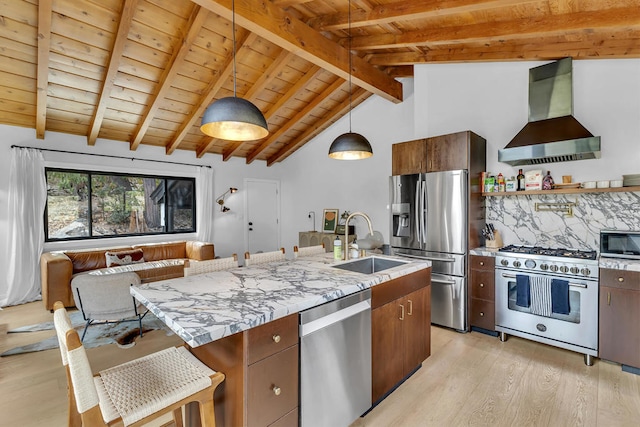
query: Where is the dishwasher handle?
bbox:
[300,300,371,337]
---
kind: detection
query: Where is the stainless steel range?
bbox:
[495,245,599,365]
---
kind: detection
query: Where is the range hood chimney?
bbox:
[498,58,601,166]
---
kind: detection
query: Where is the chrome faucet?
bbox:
[344,212,374,260]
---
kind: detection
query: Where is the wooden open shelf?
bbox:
[482,185,640,197]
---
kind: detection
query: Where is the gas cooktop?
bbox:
[498,245,597,260]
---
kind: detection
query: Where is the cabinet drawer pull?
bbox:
[607,292,611,306]
[480,312,484,317]
[407,300,413,315]
[479,283,484,288]
[272,334,281,343]
[399,304,405,321]
[272,385,281,396]
[618,277,624,282]
[479,261,485,266]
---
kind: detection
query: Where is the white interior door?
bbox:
[245,179,280,254]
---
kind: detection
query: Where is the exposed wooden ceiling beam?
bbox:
[87,0,137,146]
[309,0,535,31]
[36,0,52,139]
[368,34,640,64]
[245,65,324,164]
[221,49,293,161]
[267,87,370,165]
[193,32,258,158]
[253,77,346,164]
[130,6,208,151]
[351,7,640,50]
[165,30,253,155]
[192,0,403,103]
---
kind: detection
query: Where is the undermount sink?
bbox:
[332,257,409,274]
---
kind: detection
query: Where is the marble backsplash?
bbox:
[485,191,640,251]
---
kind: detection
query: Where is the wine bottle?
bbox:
[517,169,525,191]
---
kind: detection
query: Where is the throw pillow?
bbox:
[105,249,145,267]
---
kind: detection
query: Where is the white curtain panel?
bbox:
[1,148,47,307]
[196,166,214,244]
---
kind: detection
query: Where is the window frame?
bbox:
[44,167,196,242]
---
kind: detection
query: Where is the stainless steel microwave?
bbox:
[600,230,640,259]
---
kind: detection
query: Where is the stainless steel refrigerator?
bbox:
[390,170,468,331]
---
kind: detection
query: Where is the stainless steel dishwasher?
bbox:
[299,289,372,427]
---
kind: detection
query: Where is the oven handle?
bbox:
[500,273,588,289]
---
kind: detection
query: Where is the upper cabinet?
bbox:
[392,131,486,175]
[392,139,426,176]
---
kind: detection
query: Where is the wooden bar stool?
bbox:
[244,248,286,266]
[53,301,224,427]
[293,244,326,258]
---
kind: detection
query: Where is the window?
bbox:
[45,169,195,241]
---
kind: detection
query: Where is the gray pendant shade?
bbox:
[200,96,269,141]
[328,132,373,160]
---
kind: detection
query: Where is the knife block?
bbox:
[486,230,503,249]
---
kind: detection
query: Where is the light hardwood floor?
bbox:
[2,301,639,426]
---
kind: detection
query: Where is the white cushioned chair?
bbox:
[71,272,147,341]
[53,301,225,427]
[183,255,238,277]
[293,244,325,258]
[244,248,286,267]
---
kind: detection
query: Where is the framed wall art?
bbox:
[322,209,339,233]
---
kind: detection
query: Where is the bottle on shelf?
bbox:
[517,168,525,191]
[497,173,505,192]
[542,170,554,190]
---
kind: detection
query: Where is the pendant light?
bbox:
[200,0,268,141]
[328,0,372,160]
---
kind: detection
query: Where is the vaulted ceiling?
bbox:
[2,0,638,165]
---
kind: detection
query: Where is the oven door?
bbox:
[495,270,598,354]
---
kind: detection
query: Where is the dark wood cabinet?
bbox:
[191,313,299,427]
[391,131,485,175]
[469,255,495,332]
[425,132,469,172]
[371,268,431,402]
[599,268,640,368]
[392,139,426,175]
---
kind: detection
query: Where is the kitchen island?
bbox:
[132,253,431,427]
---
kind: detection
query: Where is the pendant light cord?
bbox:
[348,0,352,132]
[232,0,237,97]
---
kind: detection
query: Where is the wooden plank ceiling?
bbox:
[1,0,639,165]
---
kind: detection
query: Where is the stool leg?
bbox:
[172,407,183,427]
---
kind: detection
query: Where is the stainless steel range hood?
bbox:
[499,58,601,166]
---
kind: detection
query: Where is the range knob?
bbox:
[540,264,548,271]
[550,265,559,272]
[560,266,569,273]
[513,260,521,268]
[570,267,579,274]
[501,259,509,266]
[581,268,591,276]
[525,259,536,269]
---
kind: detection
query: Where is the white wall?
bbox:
[279,78,416,247]
[414,59,640,181]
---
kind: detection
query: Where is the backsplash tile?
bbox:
[486,191,640,250]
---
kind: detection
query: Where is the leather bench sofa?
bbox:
[40,240,214,310]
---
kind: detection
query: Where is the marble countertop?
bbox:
[131,254,431,348]
[470,247,500,257]
[598,257,640,272]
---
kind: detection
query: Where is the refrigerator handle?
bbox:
[415,178,421,243]
[421,180,427,244]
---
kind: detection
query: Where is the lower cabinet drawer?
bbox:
[470,298,495,331]
[248,345,299,427]
[269,408,299,427]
